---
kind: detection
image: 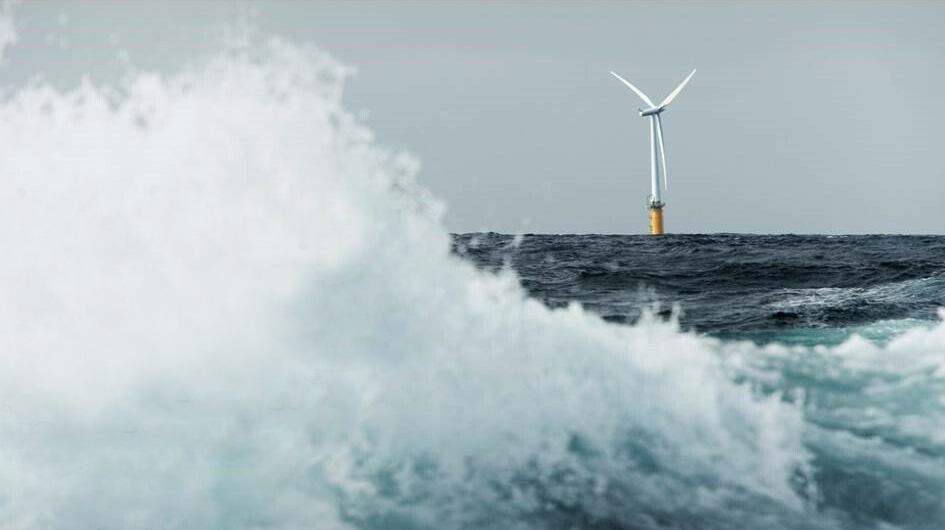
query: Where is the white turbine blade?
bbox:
[655,114,668,190]
[659,69,696,108]
[610,71,655,108]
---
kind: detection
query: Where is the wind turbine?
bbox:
[610,69,695,234]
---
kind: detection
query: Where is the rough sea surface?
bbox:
[452,233,945,529]
[1,7,944,529]
[453,233,945,344]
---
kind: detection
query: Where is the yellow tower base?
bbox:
[649,206,664,235]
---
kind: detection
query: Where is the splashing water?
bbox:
[0,13,943,530]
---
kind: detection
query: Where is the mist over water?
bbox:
[0,10,943,530]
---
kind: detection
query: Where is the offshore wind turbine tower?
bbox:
[611,69,695,235]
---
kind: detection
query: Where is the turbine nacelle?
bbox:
[638,107,664,117]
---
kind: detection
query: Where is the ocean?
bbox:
[450,233,945,528]
[1,11,944,530]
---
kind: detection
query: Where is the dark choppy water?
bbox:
[453,233,945,345]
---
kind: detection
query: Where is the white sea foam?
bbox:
[769,273,945,312]
[0,11,942,530]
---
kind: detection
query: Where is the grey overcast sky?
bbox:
[3,1,944,234]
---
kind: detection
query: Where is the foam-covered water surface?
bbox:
[0,10,943,530]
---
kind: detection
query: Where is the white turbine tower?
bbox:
[610,69,695,234]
